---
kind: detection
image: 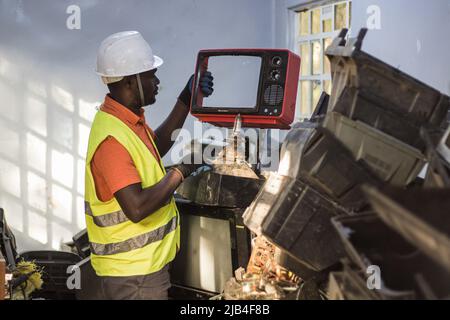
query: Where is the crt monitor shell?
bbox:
[190,49,301,129]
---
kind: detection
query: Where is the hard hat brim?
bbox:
[152,55,163,69]
[95,55,164,77]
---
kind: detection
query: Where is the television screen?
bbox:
[201,55,262,109]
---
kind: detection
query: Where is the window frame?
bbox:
[292,0,352,120]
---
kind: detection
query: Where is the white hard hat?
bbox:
[96,31,163,84]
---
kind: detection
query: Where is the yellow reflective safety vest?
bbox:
[84,110,180,277]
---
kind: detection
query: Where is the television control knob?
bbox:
[270,70,281,81]
[272,56,282,66]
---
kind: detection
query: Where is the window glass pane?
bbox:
[322,5,332,16]
[312,41,322,75]
[322,5,333,33]
[300,43,311,76]
[312,80,322,110]
[301,81,311,117]
[335,3,347,30]
[323,19,332,33]
[311,9,321,34]
[323,38,333,74]
[299,11,310,36]
[323,37,333,51]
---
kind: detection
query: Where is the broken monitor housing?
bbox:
[242,28,450,299]
[190,49,300,129]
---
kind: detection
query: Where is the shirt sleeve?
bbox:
[91,136,142,195]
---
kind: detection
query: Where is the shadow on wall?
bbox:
[0,55,99,251]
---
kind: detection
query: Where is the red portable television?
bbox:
[190,49,301,129]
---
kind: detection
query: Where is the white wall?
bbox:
[0,0,273,251]
[350,0,450,95]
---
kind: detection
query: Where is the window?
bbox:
[294,1,351,120]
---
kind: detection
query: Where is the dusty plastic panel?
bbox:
[176,169,265,208]
[242,172,292,235]
[259,176,347,272]
[277,121,317,178]
[437,124,450,164]
[327,270,377,300]
[310,92,330,120]
[299,127,382,211]
[325,28,450,150]
[421,127,450,188]
[327,264,383,300]
[244,124,381,241]
[276,250,329,281]
[424,156,450,188]
[327,272,346,300]
[364,186,450,273]
[332,213,450,299]
[324,112,426,185]
[72,228,90,259]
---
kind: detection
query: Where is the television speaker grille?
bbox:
[264,85,284,105]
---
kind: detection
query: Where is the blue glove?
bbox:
[178,72,214,107]
[198,71,214,97]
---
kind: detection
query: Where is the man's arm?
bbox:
[114,170,183,223]
[153,99,189,158]
[91,137,185,224]
[154,72,214,157]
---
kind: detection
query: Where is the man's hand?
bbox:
[198,71,214,96]
[178,71,214,108]
[170,151,209,180]
[114,169,182,223]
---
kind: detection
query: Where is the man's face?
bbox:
[138,69,160,106]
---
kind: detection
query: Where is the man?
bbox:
[84,31,213,300]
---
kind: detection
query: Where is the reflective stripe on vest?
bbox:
[85,201,129,227]
[89,215,178,256]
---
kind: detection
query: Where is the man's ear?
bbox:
[124,76,134,88]
[107,77,129,94]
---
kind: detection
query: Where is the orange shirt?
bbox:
[91,95,162,202]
